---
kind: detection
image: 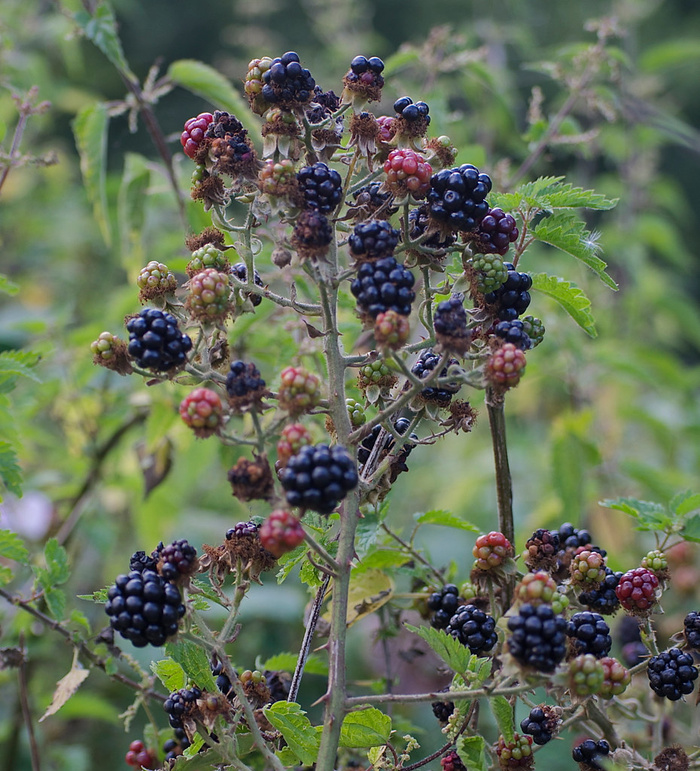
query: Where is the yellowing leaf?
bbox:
[323,569,394,627]
[40,651,90,722]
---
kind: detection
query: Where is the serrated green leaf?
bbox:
[188,578,229,609]
[168,60,260,137]
[490,696,515,744]
[457,735,489,771]
[0,529,29,563]
[260,651,328,676]
[276,544,307,583]
[532,213,617,290]
[339,708,391,748]
[69,610,92,637]
[77,587,109,603]
[263,702,320,766]
[681,515,700,543]
[165,640,217,692]
[356,549,410,571]
[0,275,18,296]
[404,624,472,675]
[72,103,111,246]
[0,442,22,500]
[74,2,134,78]
[0,350,41,385]
[45,538,70,585]
[598,497,672,531]
[355,510,382,559]
[531,273,597,337]
[414,509,480,532]
[300,556,323,588]
[672,491,700,517]
[183,734,206,757]
[44,587,66,620]
[151,658,187,692]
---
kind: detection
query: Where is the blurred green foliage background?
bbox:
[1,0,700,768]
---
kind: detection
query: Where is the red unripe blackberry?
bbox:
[186,267,231,322]
[470,207,519,255]
[376,115,396,143]
[446,604,498,654]
[280,443,359,514]
[427,583,461,629]
[473,531,513,571]
[126,308,192,372]
[125,739,157,769]
[351,256,415,318]
[486,343,526,389]
[567,612,612,658]
[411,349,461,406]
[348,220,399,261]
[684,610,700,650]
[159,539,198,581]
[277,366,321,414]
[507,603,568,672]
[515,571,564,611]
[179,388,223,437]
[495,733,534,769]
[181,112,214,159]
[277,423,313,468]
[598,656,631,698]
[647,647,698,700]
[383,149,432,198]
[520,705,559,745]
[105,569,185,647]
[427,164,492,232]
[374,309,410,348]
[297,162,343,213]
[615,566,660,615]
[226,521,259,539]
[261,51,316,107]
[231,262,264,306]
[572,739,611,770]
[441,750,466,771]
[259,510,305,558]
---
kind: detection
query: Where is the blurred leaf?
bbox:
[0,566,14,586]
[531,273,597,337]
[404,624,472,676]
[598,497,673,532]
[532,213,617,289]
[343,569,393,626]
[183,734,206,757]
[356,549,410,571]
[165,640,217,692]
[44,588,66,620]
[44,538,70,585]
[457,735,489,771]
[672,491,700,517]
[74,1,134,78]
[260,651,328,676]
[276,545,307,584]
[339,708,391,748]
[681,515,700,543]
[72,102,111,246]
[490,696,515,744]
[39,651,90,722]
[640,39,700,72]
[0,275,18,296]
[0,350,41,384]
[77,587,109,604]
[382,49,421,76]
[355,510,382,559]
[0,529,29,563]
[0,442,22,500]
[263,702,320,765]
[118,153,151,271]
[151,658,187,691]
[414,509,480,532]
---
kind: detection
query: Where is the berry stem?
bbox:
[303,533,340,574]
[17,634,41,771]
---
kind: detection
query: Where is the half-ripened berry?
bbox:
[277,366,321,415]
[259,510,305,558]
[181,112,214,159]
[179,388,223,438]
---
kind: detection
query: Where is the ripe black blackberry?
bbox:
[567,612,612,658]
[160,539,197,581]
[507,603,567,673]
[647,647,699,700]
[280,443,359,514]
[431,694,455,724]
[351,181,396,219]
[520,705,558,745]
[344,56,385,97]
[226,360,267,399]
[126,308,192,372]
[305,86,341,124]
[163,686,202,729]
[483,263,532,322]
[572,739,611,770]
[470,207,519,256]
[129,549,159,573]
[434,296,468,338]
[411,349,460,406]
[261,51,315,106]
[105,569,185,647]
[426,164,492,232]
[348,220,399,261]
[553,522,595,551]
[492,320,532,350]
[350,256,415,318]
[393,96,430,125]
[231,262,263,306]
[446,604,497,654]
[578,569,622,615]
[427,584,461,629]
[357,417,417,477]
[226,521,259,539]
[408,205,455,250]
[297,162,343,213]
[212,657,235,698]
[684,611,700,650]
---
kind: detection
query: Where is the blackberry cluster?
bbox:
[520,706,557,746]
[578,569,622,615]
[567,612,612,658]
[617,616,647,668]
[357,417,417,473]
[426,164,492,232]
[105,569,185,647]
[434,296,468,338]
[523,528,560,571]
[507,603,567,672]
[470,208,519,256]
[280,443,359,514]
[348,220,399,261]
[553,522,599,553]
[431,696,455,724]
[572,739,611,770]
[427,584,461,629]
[226,521,259,539]
[647,648,698,700]
[305,86,341,124]
[446,604,497,655]
[129,549,159,573]
[212,657,235,698]
[261,51,315,106]
[231,262,263,306]
[350,256,415,318]
[126,309,192,371]
[493,320,532,350]
[684,610,700,650]
[393,96,430,124]
[411,349,460,406]
[164,686,202,729]
[297,162,343,213]
[351,181,396,219]
[483,263,532,322]
[226,360,267,399]
[408,205,455,250]
[160,539,197,581]
[163,728,190,762]
[345,56,384,89]
[470,254,508,294]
